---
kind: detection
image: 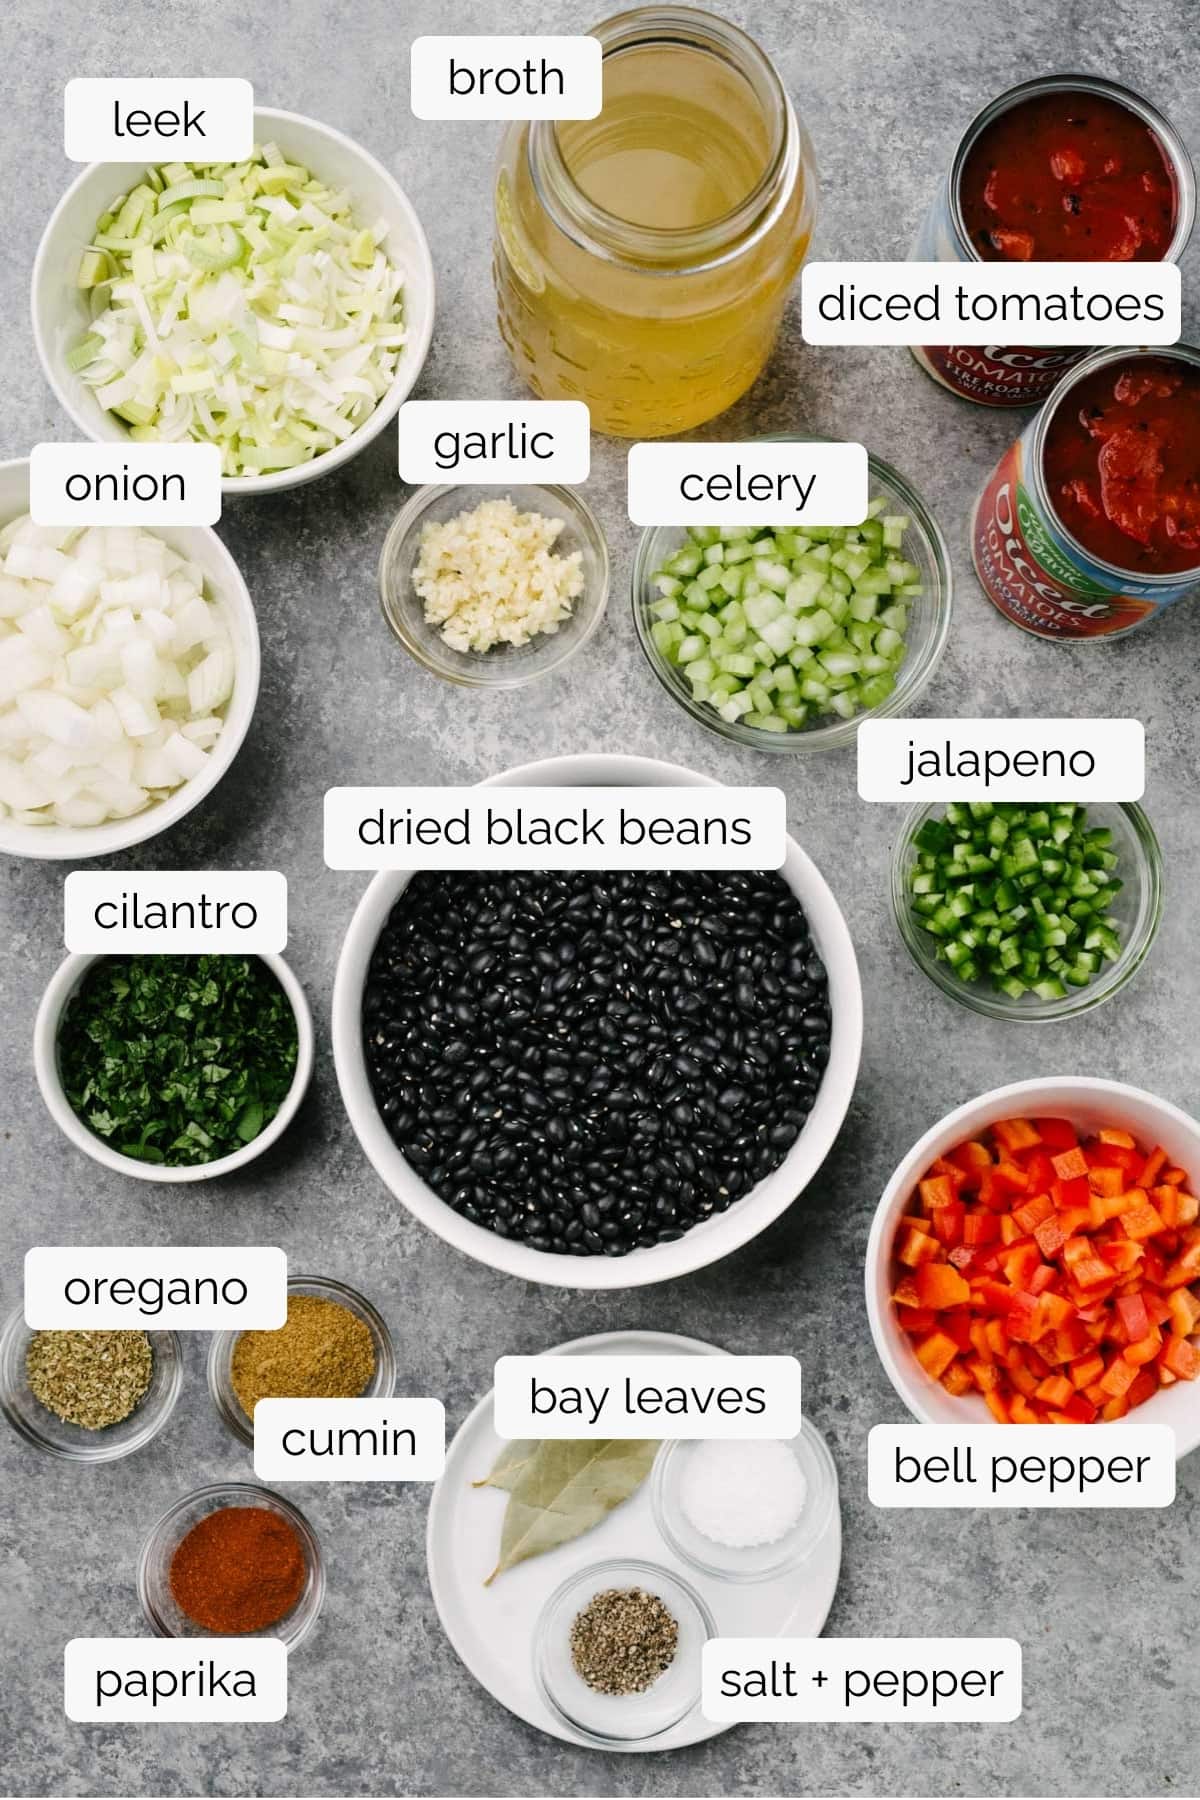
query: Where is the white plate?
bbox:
[425,1328,842,1752]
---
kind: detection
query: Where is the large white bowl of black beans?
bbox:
[332,753,863,1288]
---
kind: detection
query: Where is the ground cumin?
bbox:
[230,1293,375,1418]
[170,1505,306,1633]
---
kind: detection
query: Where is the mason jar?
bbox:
[493,6,817,439]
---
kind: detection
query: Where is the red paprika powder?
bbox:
[169,1505,306,1634]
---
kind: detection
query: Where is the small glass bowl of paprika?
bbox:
[138,1481,325,1647]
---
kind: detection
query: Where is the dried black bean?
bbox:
[361,870,832,1254]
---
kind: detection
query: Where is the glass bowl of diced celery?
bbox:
[891,800,1163,1021]
[632,450,951,752]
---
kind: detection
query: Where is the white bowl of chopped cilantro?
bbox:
[34,951,313,1182]
[32,108,435,494]
[632,448,951,752]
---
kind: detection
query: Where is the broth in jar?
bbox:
[493,8,816,438]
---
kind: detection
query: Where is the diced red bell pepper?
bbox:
[931,1202,966,1247]
[919,1174,957,1213]
[1034,1215,1069,1259]
[1099,1127,1137,1149]
[1051,1147,1089,1183]
[898,1308,937,1334]
[1013,1190,1055,1235]
[1099,1356,1138,1398]
[1061,1393,1098,1423]
[963,1212,1001,1246]
[1035,1374,1073,1408]
[914,1330,960,1380]
[1002,1242,1043,1290]
[1120,1203,1166,1241]
[1033,1117,1079,1151]
[1167,1289,1200,1336]
[916,1262,972,1309]
[1160,1335,1200,1380]
[993,1160,1030,1194]
[1115,1291,1151,1344]
[1123,1326,1163,1368]
[1070,1352,1105,1390]
[1140,1145,1168,1187]
[941,1362,973,1396]
[896,1226,942,1267]
[993,1118,1041,1156]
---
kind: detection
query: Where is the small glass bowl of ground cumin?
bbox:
[207,1275,396,1447]
[0,1307,182,1462]
[534,1558,714,1746]
[138,1481,324,1646]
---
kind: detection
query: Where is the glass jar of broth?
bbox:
[493,6,817,438]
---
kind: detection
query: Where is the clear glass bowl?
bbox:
[378,482,610,687]
[534,1557,714,1747]
[632,447,951,752]
[137,1480,324,1646]
[0,1307,182,1462]
[207,1274,397,1448]
[891,799,1163,1021]
[650,1421,838,1582]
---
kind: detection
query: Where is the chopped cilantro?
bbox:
[57,955,299,1168]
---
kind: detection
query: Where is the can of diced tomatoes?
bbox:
[971,343,1200,639]
[911,74,1195,408]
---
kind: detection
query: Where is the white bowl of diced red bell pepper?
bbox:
[866,1078,1200,1455]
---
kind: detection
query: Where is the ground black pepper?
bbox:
[361,869,831,1255]
[569,1587,678,1695]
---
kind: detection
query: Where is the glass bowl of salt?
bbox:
[651,1421,838,1583]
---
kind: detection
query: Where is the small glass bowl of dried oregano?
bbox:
[0,1308,183,1462]
[33,951,314,1183]
[534,1557,714,1746]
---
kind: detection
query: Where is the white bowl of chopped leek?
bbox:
[633,448,952,752]
[32,108,435,494]
[0,459,258,859]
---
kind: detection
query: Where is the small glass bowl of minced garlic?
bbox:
[0,1309,183,1462]
[533,1558,714,1746]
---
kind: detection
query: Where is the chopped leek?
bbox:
[70,144,406,479]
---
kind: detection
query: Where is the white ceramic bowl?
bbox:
[333,751,863,1289]
[32,107,435,495]
[0,458,258,861]
[866,1076,1200,1456]
[34,950,313,1183]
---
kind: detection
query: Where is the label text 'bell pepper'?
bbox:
[702,1637,1022,1723]
[868,1423,1175,1507]
[323,787,785,871]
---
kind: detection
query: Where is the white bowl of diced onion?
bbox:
[0,459,258,860]
[32,107,435,495]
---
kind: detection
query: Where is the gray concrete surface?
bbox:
[3,1,1199,1793]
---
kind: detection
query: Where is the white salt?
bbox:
[679,1438,808,1547]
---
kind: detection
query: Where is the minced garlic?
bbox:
[414,497,584,654]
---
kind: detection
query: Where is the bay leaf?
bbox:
[478,1439,659,1585]
[472,1438,538,1494]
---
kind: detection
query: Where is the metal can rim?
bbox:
[943,72,1196,269]
[1024,341,1200,587]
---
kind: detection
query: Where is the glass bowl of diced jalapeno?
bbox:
[632,447,952,752]
[891,800,1163,1020]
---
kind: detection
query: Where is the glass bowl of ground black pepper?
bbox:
[534,1558,714,1746]
[34,950,314,1182]
[138,1481,324,1646]
[332,751,862,1289]
[207,1275,397,1447]
[0,1308,182,1462]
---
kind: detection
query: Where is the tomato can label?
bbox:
[909,190,1084,408]
[971,437,1194,639]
